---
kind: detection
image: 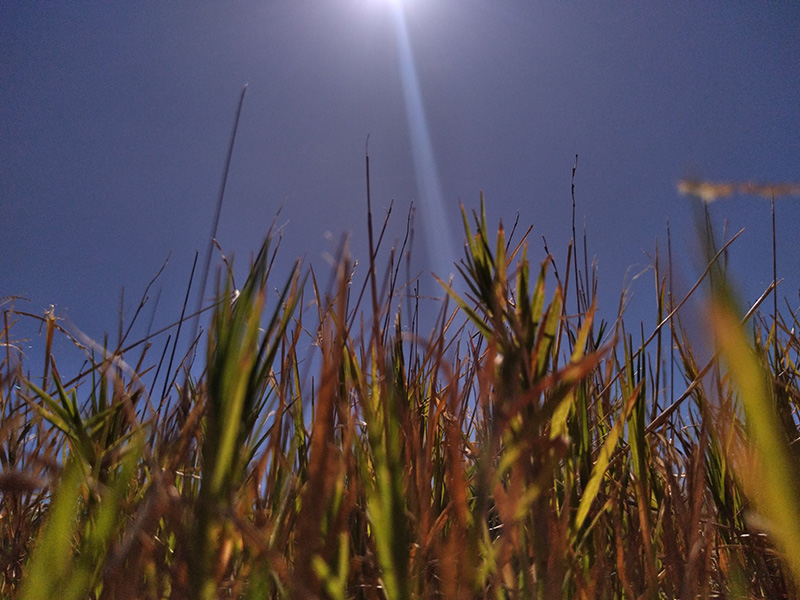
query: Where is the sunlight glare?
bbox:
[390,1,457,280]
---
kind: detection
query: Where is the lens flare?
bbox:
[390,3,457,280]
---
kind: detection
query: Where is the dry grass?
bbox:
[3,190,800,599]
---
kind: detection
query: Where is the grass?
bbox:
[2,179,800,598]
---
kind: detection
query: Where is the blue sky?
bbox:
[2,1,799,378]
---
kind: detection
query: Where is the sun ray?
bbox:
[391,3,458,280]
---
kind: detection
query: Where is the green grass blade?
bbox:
[574,380,642,533]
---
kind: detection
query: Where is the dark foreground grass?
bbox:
[3,196,800,599]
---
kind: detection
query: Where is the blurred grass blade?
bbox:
[20,461,87,600]
[711,299,800,585]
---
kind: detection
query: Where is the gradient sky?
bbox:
[3,1,799,376]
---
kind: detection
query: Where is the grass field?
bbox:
[3,190,800,599]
